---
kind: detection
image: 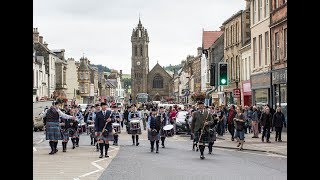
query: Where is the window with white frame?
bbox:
[275,32,280,61]
[253,38,257,68]
[265,0,269,18]
[265,31,269,65]
[253,0,256,24]
[259,35,262,67]
[248,56,251,78]
[258,0,262,21]
[236,23,238,43]
[230,57,233,80]
[284,28,287,59]
[275,0,279,9]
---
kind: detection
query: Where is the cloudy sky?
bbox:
[33,0,245,74]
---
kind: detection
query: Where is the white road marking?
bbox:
[74,147,119,179]
[37,139,44,144]
[33,147,37,151]
[214,147,287,158]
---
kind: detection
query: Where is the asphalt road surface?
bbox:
[98,139,287,180]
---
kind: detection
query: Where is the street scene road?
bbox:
[33,116,287,180]
[33,0,288,179]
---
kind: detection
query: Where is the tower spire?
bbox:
[138,13,142,27]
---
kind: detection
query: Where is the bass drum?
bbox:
[163,124,175,137]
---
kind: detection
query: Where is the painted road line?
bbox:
[74,147,119,179]
[33,147,37,151]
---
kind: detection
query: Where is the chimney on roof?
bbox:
[245,0,250,10]
[197,47,202,56]
[33,28,39,43]
[120,70,122,80]
[39,36,43,44]
[43,41,48,48]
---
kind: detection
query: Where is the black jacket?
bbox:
[260,112,273,128]
[272,112,286,128]
[95,110,113,132]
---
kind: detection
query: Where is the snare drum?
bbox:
[112,123,121,134]
[129,119,141,134]
[163,124,175,137]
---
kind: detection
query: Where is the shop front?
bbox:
[251,72,271,106]
[223,82,239,106]
[242,80,252,106]
[272,68,287,123]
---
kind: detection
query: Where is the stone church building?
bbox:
[131,19,173,102]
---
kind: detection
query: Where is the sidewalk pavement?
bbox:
[213,131,287,156]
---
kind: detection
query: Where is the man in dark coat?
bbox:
[147,108,161,153]
[95,102,114,158]
[191,101,214,160]
[272,106,286,142]
[260,106,273,143]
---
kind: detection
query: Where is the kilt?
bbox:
[60,129,70,141]
[46,122,62,140]
[88,125,96,139]
[68,128,79,138]
[148,130,160,141]
[97,131,114,142]
[130,129,142,135]
[194,129,213,145]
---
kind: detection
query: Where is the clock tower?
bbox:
[131,18,149,102]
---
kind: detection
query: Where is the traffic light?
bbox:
[219,63,228,86]
[210,64,216,86]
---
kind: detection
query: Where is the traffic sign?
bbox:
[233,88,241,98]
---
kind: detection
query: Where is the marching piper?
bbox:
[95,102,113,158]
[111,106,121,146]
[191,101,214,159]
[41,101,75,155]
[158,106,169,148]
[147,108,161,153]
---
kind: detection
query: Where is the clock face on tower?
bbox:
[136,61,140,65]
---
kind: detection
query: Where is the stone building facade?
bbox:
[222,6,250,105]
[270,0,287,121]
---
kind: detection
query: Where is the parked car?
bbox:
[33,116,44,132]
[175,111,191,134]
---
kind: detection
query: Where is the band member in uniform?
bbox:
[111,106,121,146]
[191,101,214,159]
[41,101,75,155]
[69,106,80,149]
[74,107,84,147]
[207,113,218,154]
[140,106,149,130]
[147,108,161,153]
[94,104,101,151]
[60,108,74,152]
[95,102,113,158]
[128,106,141,146]
[158,107,169,148]
[87,106,96,146]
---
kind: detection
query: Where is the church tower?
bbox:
[131,18,149,102]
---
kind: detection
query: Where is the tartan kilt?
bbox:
[194,129,213,145]
[148,130,160,141]
[68,127,79,138]
[61,129,70,141]
[88,126,96,139]
[46,122,62,140]
[97,131,114,142]
[160,128,166,137]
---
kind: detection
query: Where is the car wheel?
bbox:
[34,127,38,132]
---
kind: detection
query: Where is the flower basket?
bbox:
[191,92,206,102]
